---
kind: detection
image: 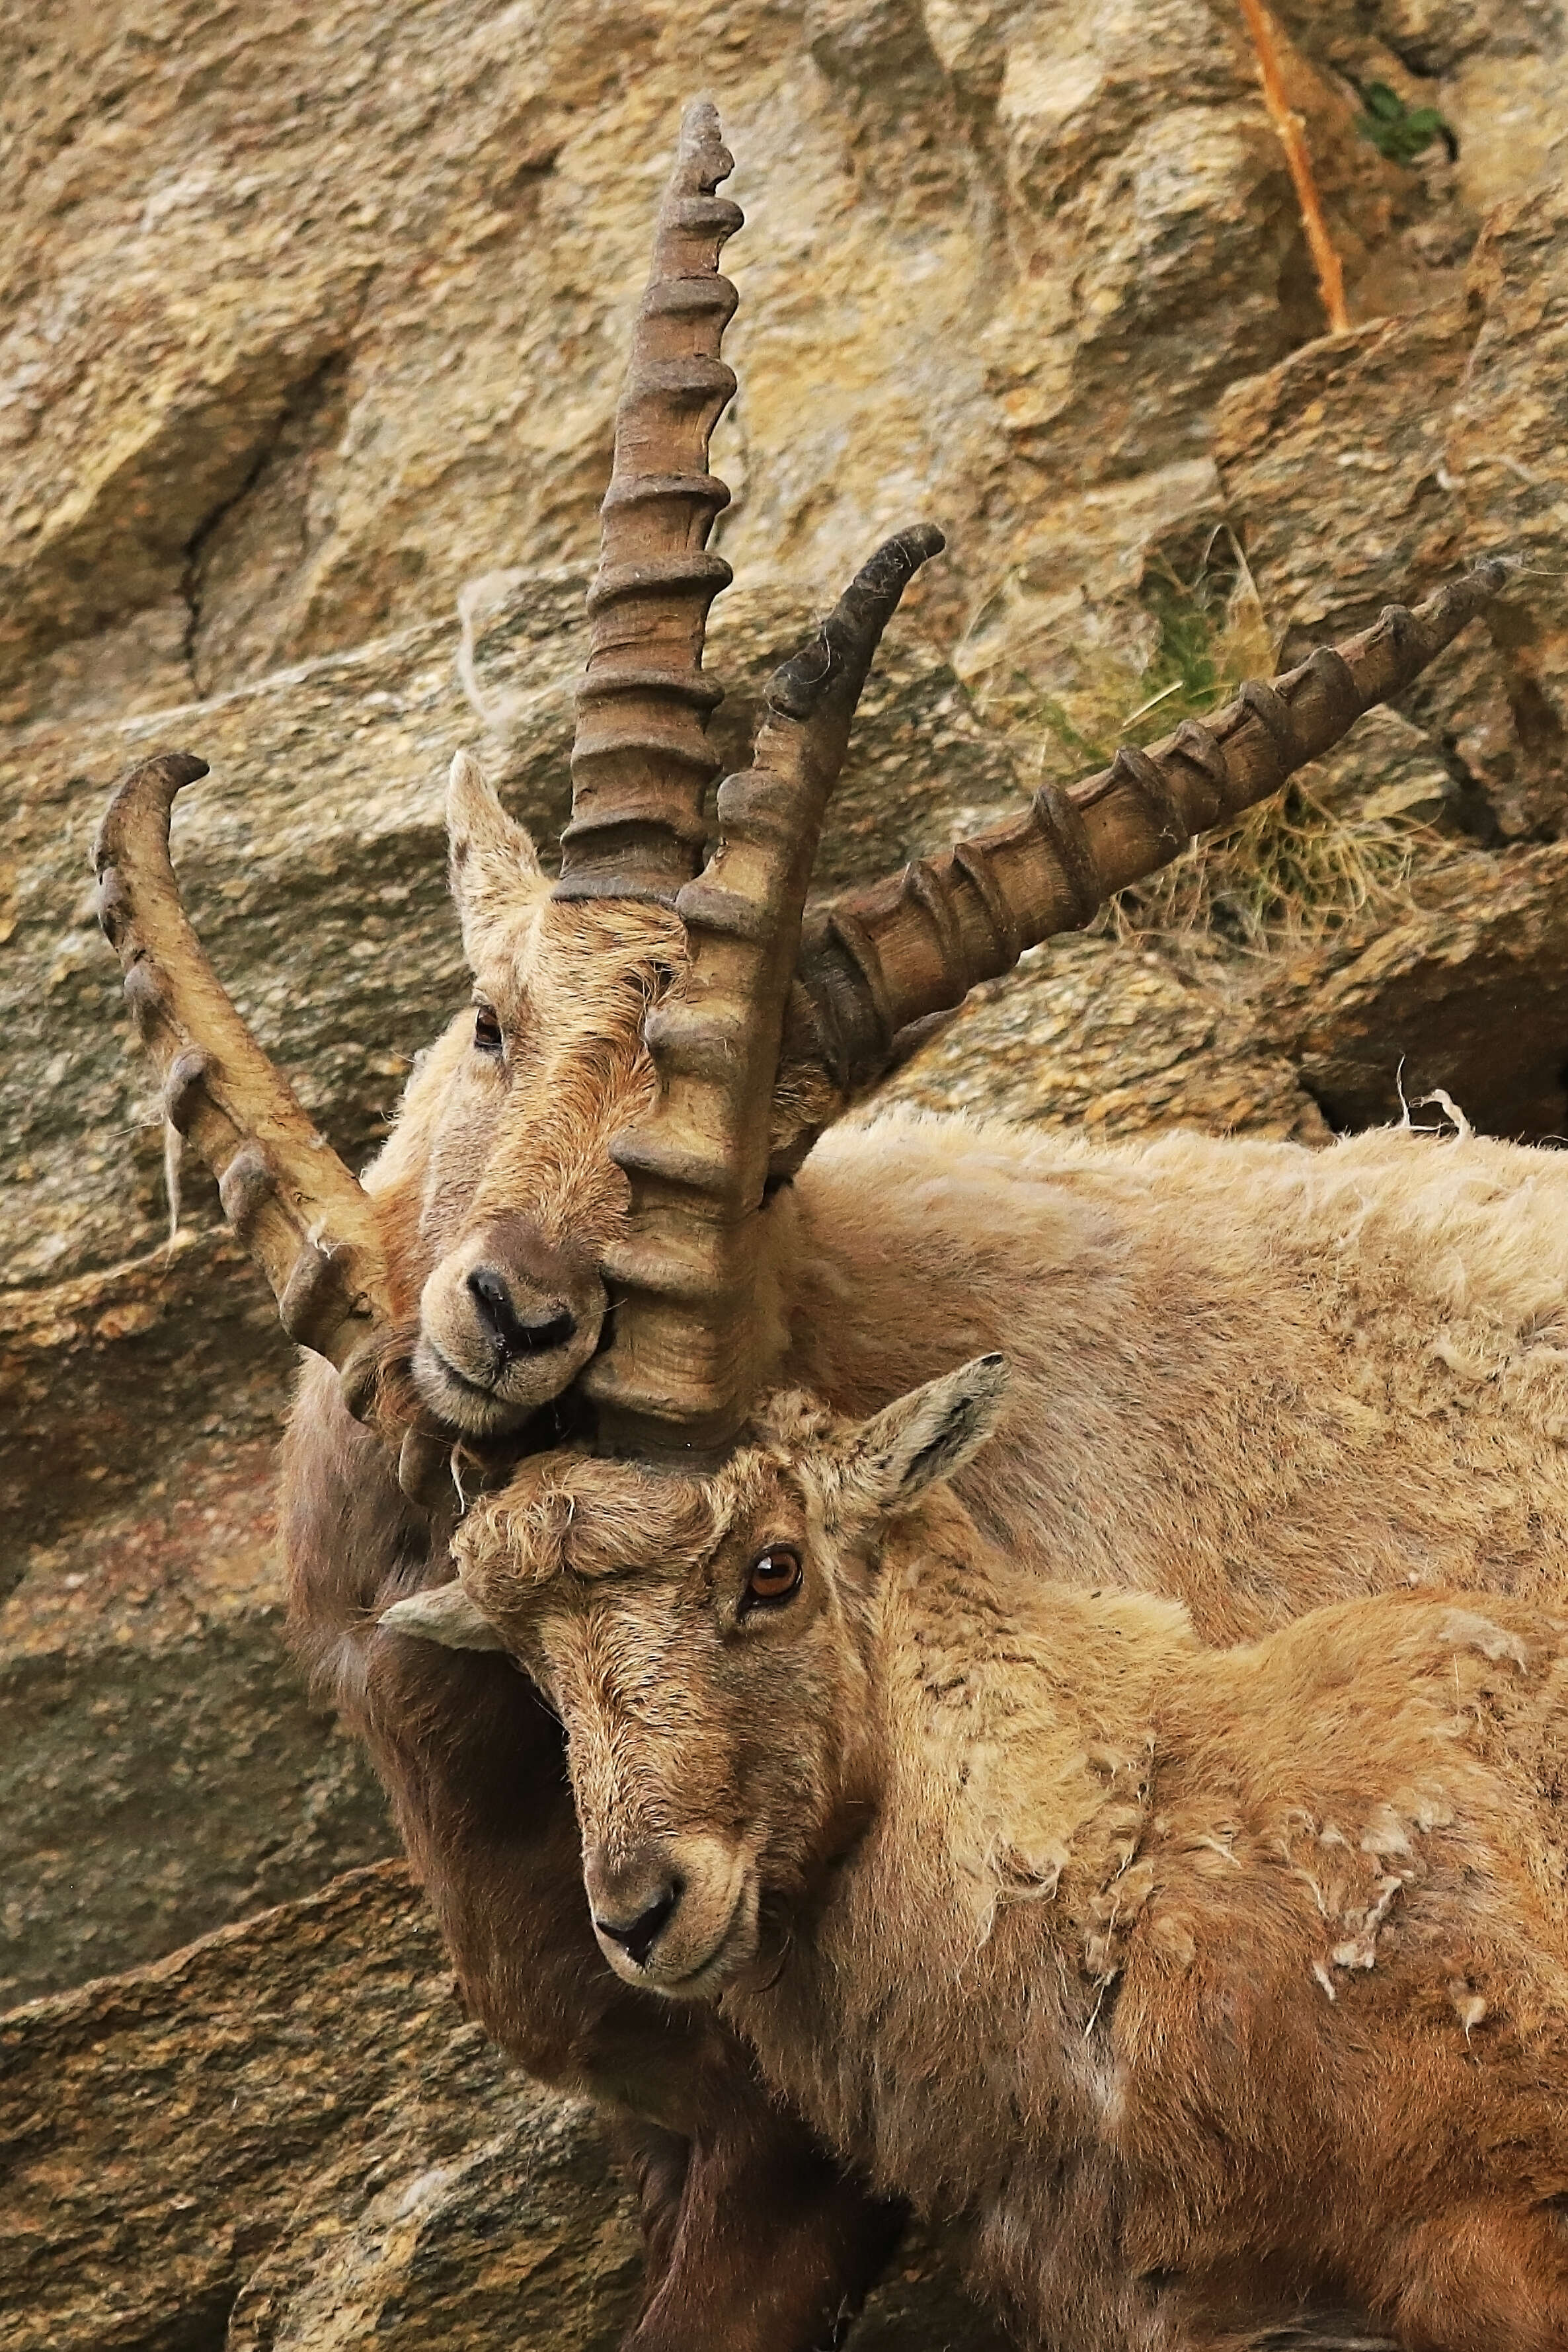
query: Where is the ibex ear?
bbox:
[446,750,544,968]
[379,1579,508,1651]
[835,1354,1009,1526]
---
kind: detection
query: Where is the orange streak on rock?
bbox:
[1237,0,1351,334]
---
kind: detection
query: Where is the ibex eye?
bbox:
[740,1547,803,1614]
[473,1004,503,1055]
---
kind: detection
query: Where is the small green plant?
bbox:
[1355,83,1456,169]
[975,539,1444,953]
[988,542,1274,797]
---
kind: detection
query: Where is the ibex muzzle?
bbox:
[585,1836,756,1992]
[415,1211,602,1433]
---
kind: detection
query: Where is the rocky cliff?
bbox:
[3,0,1567,2341]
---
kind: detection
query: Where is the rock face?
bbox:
[1,1866,647,2352]
[5,1,1568,2342]
[0,0,1422,723]
[1,1865,1005,2352]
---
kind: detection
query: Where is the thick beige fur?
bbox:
[771,1111,1568,1637]
[430,1378,1568,2351]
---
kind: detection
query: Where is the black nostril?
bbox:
[467,1269,576,1362]
[517,1308,576,1353]
[594,1879,682,1971]
[467,1268,521,1354]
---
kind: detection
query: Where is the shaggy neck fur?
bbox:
[721,1489,1568,2351]
[725,1499,1181,2335]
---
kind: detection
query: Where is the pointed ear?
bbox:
[834,1354,1009,1527]
[446,749,544,968]
[379,1579,508,1651]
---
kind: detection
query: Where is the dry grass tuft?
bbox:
[976,537,1445,954]
[1104,777,1434,952]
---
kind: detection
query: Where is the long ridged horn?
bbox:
[786,558,1518,1100]
[557,99,743,904]
[93,752,395,1412]
[588,527,945,1462]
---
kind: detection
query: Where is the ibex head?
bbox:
[381,1353,1011,1996]
[394,764,675,1434]
[95,95,1515,1488]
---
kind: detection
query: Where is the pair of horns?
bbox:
[586,523,945,1462]
[533,112,1518,1463]
[93,95,1515,1469]
[582,537,1515,1463]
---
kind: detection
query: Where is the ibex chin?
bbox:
[388,1359,1568,2352]
[94,93,1546,2352]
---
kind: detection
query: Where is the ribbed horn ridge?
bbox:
[793,557,1518,1099]
[587,526,945,1462]
[93,752,395,1415]
[557,98,744,904]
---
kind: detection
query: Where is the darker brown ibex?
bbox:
[95,96,1540,2352]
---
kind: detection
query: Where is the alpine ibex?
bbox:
[387,1358,1568,2352]
[94,94,1544,2352]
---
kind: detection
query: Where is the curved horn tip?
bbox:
[92,748,212,874]
[901,522,947,564]
[853,521,947,585]
[766,523,948,723]
[137,746,211,785]
[121,747,211,795]
[1468,552,1522,594]
[836,522,949,614]
[852,522,947,609]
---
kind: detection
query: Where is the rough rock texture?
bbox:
[0,1230,389,2009]
[881,935,1333,1142]
[1212,222,1568,842]
[1,1865,646,2352]
[5,1,1568,2341]
[0,0,1440,728]
[0,1864,1005,2352]
[1263,840,1568,1138]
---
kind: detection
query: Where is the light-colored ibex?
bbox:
[94,93,1549,2352]
[387,1356,1568,2352]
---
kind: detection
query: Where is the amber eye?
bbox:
[473,1003,504,1055]
[740,1547,803,1614]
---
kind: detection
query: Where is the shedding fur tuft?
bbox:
[162,1113,183,1245]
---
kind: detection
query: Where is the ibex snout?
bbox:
[584,1833,758,1998]
[465,1267,577,1358]
[414,1211,605,1434]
